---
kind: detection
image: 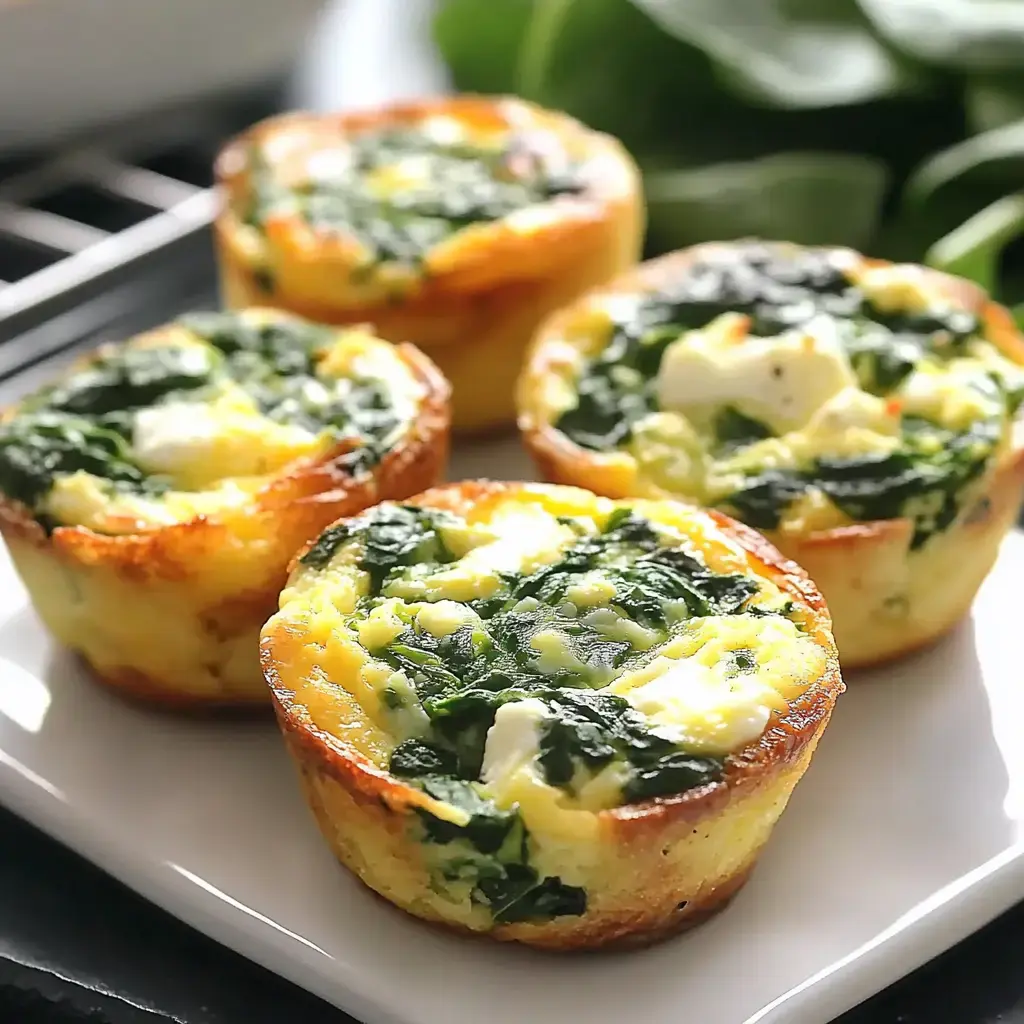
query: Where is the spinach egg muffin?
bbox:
[214,95,643,433]
[0,309,449,707]
[518,242,1024,669]
[261,481,842,949]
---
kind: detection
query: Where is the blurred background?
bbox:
[4,0,1024,318]
[428,0,1024,313]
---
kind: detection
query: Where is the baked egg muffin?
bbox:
[261,481,842,949]
[214,95,643,433]
[519,241,1024,669]
[0,309,449,707]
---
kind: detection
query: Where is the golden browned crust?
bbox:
[0,341,451,708]
[517,242,1024,669]
[214,95,644,432]
[263,481,844,949]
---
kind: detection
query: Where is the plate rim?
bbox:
[3,731,1023,1024]
[2,528,1024,1024]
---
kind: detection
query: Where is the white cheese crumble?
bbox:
[131,397,319,484]
[480,698,549,787]
[131,401,224,474]
[656,313,856,434]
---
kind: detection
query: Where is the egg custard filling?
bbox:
[547,243,1024,546]
[0,310,423,534]
[275,487,827,926]
[238,113,584,280]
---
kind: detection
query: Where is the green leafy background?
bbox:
[433,0,1024,322]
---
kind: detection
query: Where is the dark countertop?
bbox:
[3,796,1024,1024]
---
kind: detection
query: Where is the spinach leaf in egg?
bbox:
[35,345,214,416]
[843,324,921,396]
[712,407,774,453]
[302,504,458,589]
[536,689,725,802]
[0,412,168,516]
[721,414,1002,547]
[410,774,587,924]
[247,127,583,270]
[477,868,587,925]
[179,311,327,378]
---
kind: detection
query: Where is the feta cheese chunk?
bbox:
[657,314,856,433]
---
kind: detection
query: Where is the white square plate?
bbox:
[1,435,1023,1024]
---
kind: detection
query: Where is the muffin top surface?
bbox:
[271,483,833,821]
[225,99,596,275]
[531,242,1024,545]
[0,309,425,534]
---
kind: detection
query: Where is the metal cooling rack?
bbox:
[0,104,255,346]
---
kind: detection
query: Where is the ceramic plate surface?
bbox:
[1,436,1023,1024]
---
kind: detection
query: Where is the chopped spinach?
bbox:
[358,505,770,923]
[723,414,1002,547]
[713,407,774,453]
[390,739,459,778]
[417,775,521,853]
[0,412,169,515]
[0,310,409,528]
[623,752,726,803]
[612,549,759,627]
[251,266,275,294]
[651,243,863,338]
[299,520,354,570]
[246,127,582,268]
[33,345,215,418]
[843,324,920,396]
[181,312,402,473]
[554,307,683,452]
[717,471,808,532]
[477,867,587,925]
[414,774,586,924]
[373,508,752,802]
[557,242,987,454]
[555,242,1008,545]
[726,647,757,675]
[537,689,724,801]
[359,505,458,593]
[302,504,458,590]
